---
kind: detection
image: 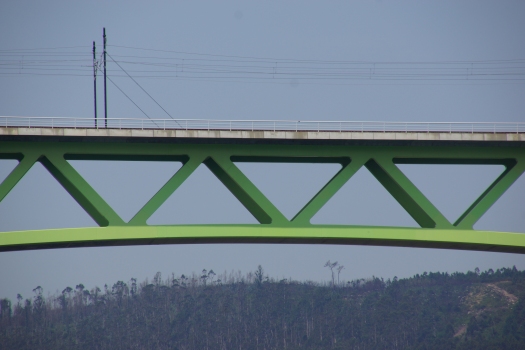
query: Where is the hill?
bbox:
[1,266,524,349]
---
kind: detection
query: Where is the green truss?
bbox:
[0,140,524,253]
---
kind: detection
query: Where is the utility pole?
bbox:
[92,41,97,128]
[103,28,107,128]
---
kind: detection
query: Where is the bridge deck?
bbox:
[1,126,524,144]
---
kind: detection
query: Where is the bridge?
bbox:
[1,116,524,253]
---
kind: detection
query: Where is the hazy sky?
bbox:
[0,1,524,302]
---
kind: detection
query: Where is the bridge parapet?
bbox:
[1,116,524,136]
[1,117,525,143]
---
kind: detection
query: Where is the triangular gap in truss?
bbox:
[0,159,19,184]
[0,162,97,232]
[474,171,525,233]
[234,162,342,220]
[68,160,182,222]
[311,167,419,227]
[396,164,505,224]
[148,164,257,225]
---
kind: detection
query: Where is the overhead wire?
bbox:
[106,75,158,125]
[108,44,525,65]
[1,45,524,84]
[0,45,90,51]
[106,53,180,125]
[3,45,525,65]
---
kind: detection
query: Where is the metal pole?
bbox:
[93,41,97,128]
[103,28,107,128]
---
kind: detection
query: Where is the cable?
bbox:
[2,71,524,81]
[0,73,92,77]
[2,72,522,86]
[0,46,90,52]
[2,63,524,80]
[106,75,159,126]
[108,44,525,65]
[1,45,524,84]
[106,53,180,126]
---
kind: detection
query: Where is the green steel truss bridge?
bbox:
[1,117,524,253]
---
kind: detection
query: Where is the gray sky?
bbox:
[0,1,524,302]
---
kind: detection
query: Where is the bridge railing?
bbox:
[1,116,524,133]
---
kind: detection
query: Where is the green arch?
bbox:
[1,226,524,254]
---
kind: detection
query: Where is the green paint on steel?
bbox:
[1,226,525,254]
[0,139,524,252]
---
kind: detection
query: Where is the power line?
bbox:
[1,71,524,81]
[3,65,524,80]
[0,72,93,77]
[3,55,524,79]
[1,44,525,84]
[106,52,180,124]
[106,75,156,123]
[2,72,523,87]
[108,44,525,65]
[0,46,90,52]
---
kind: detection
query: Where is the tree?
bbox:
[180,274,188,288]
[89,286,101,305]
[112,281,128,307]
[16,294,23,311]
[255,265,265,285]
[153,271,162,286]
[337,265,345,286]
[130,278,138,297]
[58,287,72,310]
[324,260,339,287]
[0,298,12,320]
[32,286,45,313]
[201,269,208,286]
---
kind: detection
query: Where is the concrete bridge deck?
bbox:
[1,117,524,145]
[1,126,525,143]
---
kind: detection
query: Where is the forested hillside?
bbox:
[1,266,524,349]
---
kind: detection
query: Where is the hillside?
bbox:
[1,267,524,349]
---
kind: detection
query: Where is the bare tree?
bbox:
[324,261,339,287]
[337,265,345,286]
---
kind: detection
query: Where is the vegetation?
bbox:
[1,266,524,349]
